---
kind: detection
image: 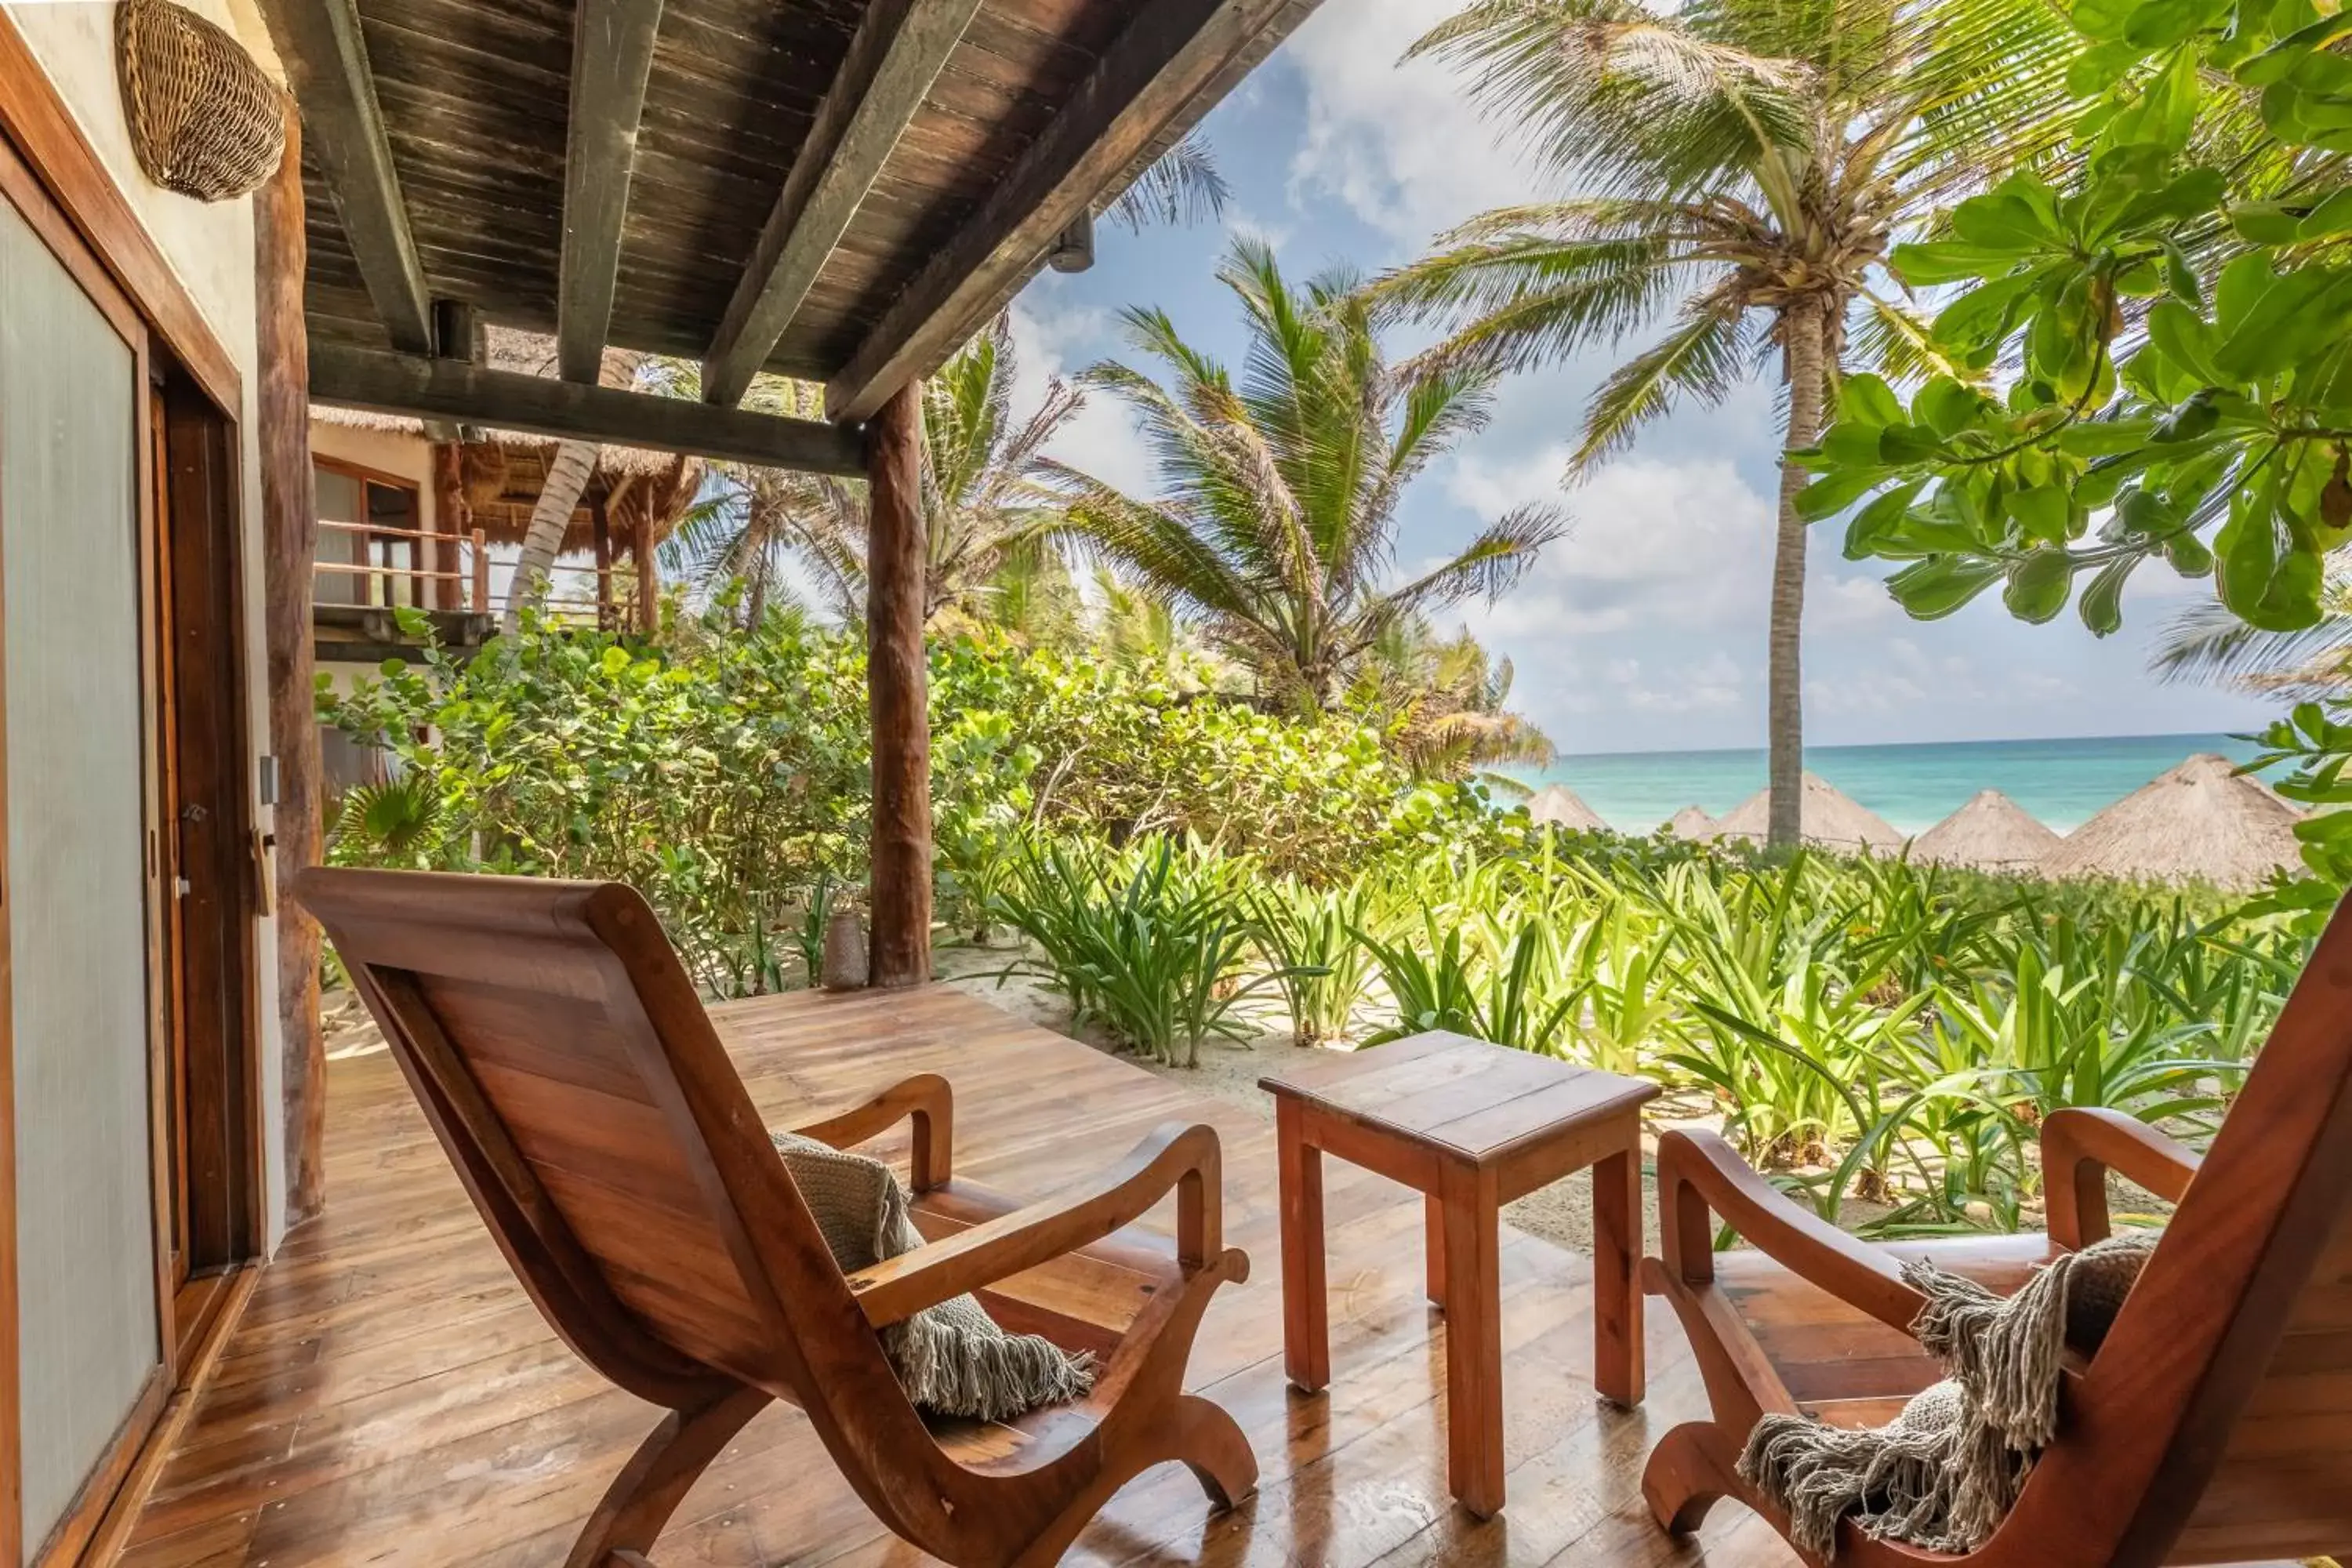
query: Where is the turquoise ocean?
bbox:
[1517,732,2267,837]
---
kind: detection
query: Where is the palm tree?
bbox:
[1357,619,1555,785]
[1047,238,1565,712]
[916,319,1087,627]
[1377,0,2074,846]
[666,321,1088,636]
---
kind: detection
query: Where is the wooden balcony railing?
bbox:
[314,518,490,613]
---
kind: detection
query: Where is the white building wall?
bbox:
[8,0,289,1248]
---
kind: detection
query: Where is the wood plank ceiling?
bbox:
[266,0,1319,462]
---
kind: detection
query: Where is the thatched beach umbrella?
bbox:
[1665,804,1716,840]
[1911,789,2062,871]
[1714,772,1902,851]
[1526,783,1606,831]
[2042,753,2301,889]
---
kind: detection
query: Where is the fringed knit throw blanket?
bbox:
[1738,1229,2158,1559]
[770,1131,1097,1421]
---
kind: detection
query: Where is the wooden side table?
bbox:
[1259,1031,1659,1519]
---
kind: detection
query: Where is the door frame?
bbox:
[0,13,260,1566]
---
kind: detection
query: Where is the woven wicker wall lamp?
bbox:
[118,0,286,202]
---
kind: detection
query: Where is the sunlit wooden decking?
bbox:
[117,985,1798,1567]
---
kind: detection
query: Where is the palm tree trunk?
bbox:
[504,439,599,633]
[1766,299,1828,851]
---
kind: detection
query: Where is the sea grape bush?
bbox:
[1802,0,2352,642]
[318,607,1495,993]
[321,608,2307,1240]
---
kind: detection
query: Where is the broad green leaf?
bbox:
[2255,544,2326,630]
[1930,272,2042,354]
[2299,186,2352,240]
[1951,186,2056,251]
[2122,0,2217,47]
[2146,302,2227,386]
[2216,270,2352,380]
[2118,487,2180,536]
[2229,201,2309,245]
[1917,377,1985,437]
[2054,417,2155,456]
[2238,10,2352,85]
[1818,419,1890,466]
[2162,240,2201,305]
[1796,466,1892,522]
[2077,557,2135,635]
[2073,0,2139,38]
[1838,374,1906,427]
[2004,548,2074,622]
[1878,423,1946,464]
[2008,487,2073,545]
[1887,556,2004,619]
[1843,481,1926,560]
[2214,486,2280,619]
[1893,241,2029,286]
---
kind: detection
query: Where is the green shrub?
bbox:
[1248,877,1378,1045]
[989,837,1296,1068]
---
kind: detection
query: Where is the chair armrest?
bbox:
[844,1121,1224,1329]
[786,1073,953,1192]
[1656,1128,1925,1337]
[2042,1108,2199,1250]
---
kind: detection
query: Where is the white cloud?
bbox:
[1812,572,1903,632]
[1454,452,1777,639]
[1282,0,1546,246]
[1624,652,1744,713]
[1007,296,1160,498]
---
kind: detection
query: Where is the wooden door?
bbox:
[154,377,258,1359]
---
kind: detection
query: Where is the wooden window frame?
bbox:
[314,456,424,610]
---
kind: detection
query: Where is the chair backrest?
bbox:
[2005,895,2352,1566]
[297,868,935,1446]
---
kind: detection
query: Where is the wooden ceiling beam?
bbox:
[311,346,869,474]
[700,0,982,408]
[257,0,434,356]
[557,0,666,385]
[822,0,1290,423]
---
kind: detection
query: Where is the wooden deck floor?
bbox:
[118,985,1801,1568]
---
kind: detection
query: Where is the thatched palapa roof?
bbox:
[1665,805,1715,840]
[314,330,701,557]
[1911,789,2063,871]
[2041,753,2302,889]
[1526,784,1606,831]
[1712,773,1903,852]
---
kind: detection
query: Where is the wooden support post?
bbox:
[633,519,657,633]
[430,441,467,611]
[471,528,490,614]
[257,107,326,1223]
[592,496,614,631]
[866,380,929,988]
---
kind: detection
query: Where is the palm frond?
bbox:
[1103,132,1229,232]
[1572,286,1749,471]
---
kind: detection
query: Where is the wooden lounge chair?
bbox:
[1641,896,2352,1567]
[299,867,1256,1568]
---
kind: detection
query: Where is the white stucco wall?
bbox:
[8,0,289,1249]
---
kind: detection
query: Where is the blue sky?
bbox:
[999,0,2278,758]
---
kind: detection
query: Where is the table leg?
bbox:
[1276,1098,1330,1392]
[1425,1194,1446,1308]
[1439,1160,1504,1518]
[1592,1131,1645,1407]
